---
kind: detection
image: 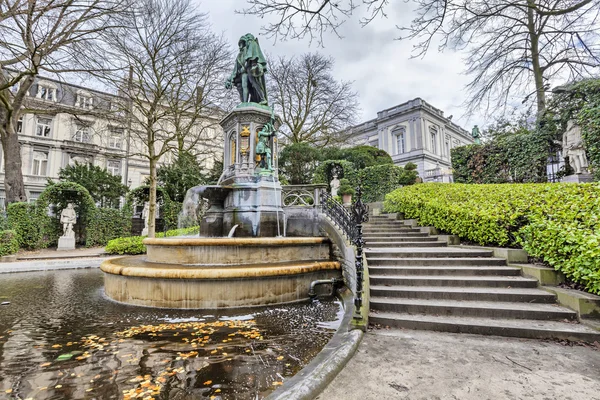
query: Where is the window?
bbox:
[107,160,121,176]
[430,130,438,154]
[28,191,42,203]
[394,127,406,155]
[16,116,23,133]
[108,128,123,149]
[73,125,91,143]
[69,155,90,166]
[77,95,93,109]
[36,117,52,137]
[37,85,56,101]
[32,151,48,176]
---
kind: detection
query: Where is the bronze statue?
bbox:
[225,33,268,105]
[256,120,275,170]
[471,125,481,144]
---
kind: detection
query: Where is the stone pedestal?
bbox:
[561,173,593,183]
[57,236,75,251]
[218,104,284,237]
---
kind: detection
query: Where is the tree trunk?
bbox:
[527,1,546,120]
[0,124,27,204]
[148,157,157,238]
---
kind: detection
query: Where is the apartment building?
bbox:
[0,75,223,208]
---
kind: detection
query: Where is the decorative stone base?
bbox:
[561,173,593,183]
[101,255,341,309]
[57,236,75,251]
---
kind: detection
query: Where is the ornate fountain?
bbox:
[101,33,341,309]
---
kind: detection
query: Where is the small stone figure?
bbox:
[471,125,481,144]
[563,120,589,174]
[60,203,77,238]
[141,201,149,236]
[330,173,340,197]
[256,121,275,171]
[225,33,268,105]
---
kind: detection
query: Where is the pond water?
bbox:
[0,269,342,400]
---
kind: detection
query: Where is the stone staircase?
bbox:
[366,215,600,342]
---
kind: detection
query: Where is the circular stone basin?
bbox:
[101,237,341,309]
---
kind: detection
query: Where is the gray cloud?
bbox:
[201,0,485,129]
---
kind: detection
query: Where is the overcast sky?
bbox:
[201,0,485,131]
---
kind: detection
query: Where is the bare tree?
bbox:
[269,53,359,147]
[242,0,600,119]
[101,0,230,237]
[0,0,128,203]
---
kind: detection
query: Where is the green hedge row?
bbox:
[105,226,200,255]
[86,208,133,247]
[0,230,19,256]
[384,183,600,294]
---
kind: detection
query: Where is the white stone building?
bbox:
[0,75,223,209]
[348,98,474,182]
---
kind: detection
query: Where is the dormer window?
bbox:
[77,91,93,109]
[36,82,57,101]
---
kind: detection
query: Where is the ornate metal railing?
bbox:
[321,187,369,319]
[282,184,326,207]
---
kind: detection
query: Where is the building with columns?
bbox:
[348,98,474,182]
[0,75,223,209]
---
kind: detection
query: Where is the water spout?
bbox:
[227,224,239,238]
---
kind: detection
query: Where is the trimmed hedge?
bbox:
[86,208,133,247]
[0,230,19,256]
[105,226,200,255]
[384,183,600,294]
[7,202,51,249]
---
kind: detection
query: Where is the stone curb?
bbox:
[267,289,364,400]
[0,257,110,274]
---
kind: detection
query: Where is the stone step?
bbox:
[363,227,421,232]
[370,275,538,288]
[365,241,448,248]
[369,312,600,342]
[367,257,507,266]
[365,248,494,258]
[363,233,431,238]
[368,265,521,276]
[364,223,412,227]
[370,285,557,303]
[364,236,439,242]
[370,298,577,320]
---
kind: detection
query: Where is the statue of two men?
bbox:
[225,33,268,105]
[60,203,77,238]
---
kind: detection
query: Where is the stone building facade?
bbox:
[0,75,223,209]
[348,98,474,182]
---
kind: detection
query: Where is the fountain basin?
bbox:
[144,237,331,265]
[101,237,341,309]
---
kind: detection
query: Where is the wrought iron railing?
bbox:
[321,187,369,320]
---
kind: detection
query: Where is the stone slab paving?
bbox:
[317,329,600,400]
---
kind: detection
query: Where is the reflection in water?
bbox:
[0,269,341,399]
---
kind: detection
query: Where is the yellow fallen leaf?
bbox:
[203,380,212,385]
[5,389,13,394]
[215,389,221,393]
[277,356,284,360]
[272,381,283,386]
[40,362,52,367]
[55,385,62,389]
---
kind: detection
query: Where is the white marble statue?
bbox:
[563,120,589,174]
[60,203,77,238]
[330,173,340,197]
[141,201,149,236]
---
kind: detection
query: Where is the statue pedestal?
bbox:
[561,173,593,183]
[219,105,284,237]
[57,236,75,251]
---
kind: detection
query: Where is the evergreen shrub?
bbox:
[7,202,51,249]
[86,208,133,247]
[0,230,19,256]
[105,226,200,255]
[384,183,600,294]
